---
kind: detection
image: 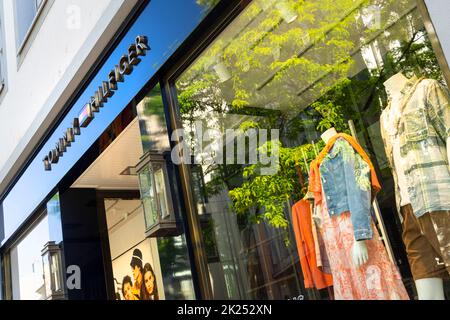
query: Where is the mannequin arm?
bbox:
[352,241,369,267]
[426,80,450,165]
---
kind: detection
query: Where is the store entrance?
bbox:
[55,84,196,300]
[70,118,163,300]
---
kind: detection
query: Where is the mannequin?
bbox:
[313,128,408,299]
[321,128,369,268]
[383,72,408,101]
[383,73,446,300]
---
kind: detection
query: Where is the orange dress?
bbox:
[292,200,333,290]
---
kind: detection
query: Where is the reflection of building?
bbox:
[0,0,449,300]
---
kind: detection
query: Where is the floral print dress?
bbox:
[315,140,410,300]
[316,201,410,300]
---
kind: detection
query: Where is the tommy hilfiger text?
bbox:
[43,35,149,171]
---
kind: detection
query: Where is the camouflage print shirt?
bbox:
[380,76,450,218]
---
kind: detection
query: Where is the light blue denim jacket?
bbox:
[319,138,373,241]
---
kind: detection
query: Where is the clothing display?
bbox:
[309,133,381,208]
[400,204,450,280]
[309,134,381,241]
[380,75,450,282]
[380,76,450,218]
[315,200,409,300]
[301,132,408,300]
[381,93,411,206]
[289,75,450,298]
[292,199,333,290]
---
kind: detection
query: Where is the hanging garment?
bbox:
[311,137,378,241]
[307,134,408,299]
[316,200,409,300]
[309,133,381,209]
[292,199,333,290]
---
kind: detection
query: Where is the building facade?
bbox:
[0,0,449,300]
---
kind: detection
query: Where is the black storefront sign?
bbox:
[43,36,150,171]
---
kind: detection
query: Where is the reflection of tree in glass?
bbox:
[196,0,220,9]
[143,86,166,118]
[157,236,193,299]
[177,0,444,238]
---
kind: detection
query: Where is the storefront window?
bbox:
[69,84,196,300]
[137,86,196,299]
[10,215,50,300]
[8,192,64,301]
[175,0,450,300]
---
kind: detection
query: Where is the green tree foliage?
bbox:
[177,0,443,241]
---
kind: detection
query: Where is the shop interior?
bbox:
[173,0,450,300]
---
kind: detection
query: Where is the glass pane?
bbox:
[10,215,50,300]
[137,84,171,153]
[42,254,51,298]
[15,0,39,46]
[175,0,450,300]
[139,167,158,228]
[154,167,170,219]
[51,253,61,292]
[83,83,195,301]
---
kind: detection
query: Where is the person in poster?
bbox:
[141,263,159,300]
[122,275,139,300]
[130,249,144,300]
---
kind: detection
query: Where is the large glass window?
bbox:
[70,85,195,300]
[10,214,50,300]
[175,0,450,300]
[8,192,64,301]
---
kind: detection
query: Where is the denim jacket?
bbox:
[319,138,373,241]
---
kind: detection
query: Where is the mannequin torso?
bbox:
[382,73,412,207]
[321,127,369,268]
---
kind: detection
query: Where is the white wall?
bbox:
[424,0,450,71]
[0,0,138,196]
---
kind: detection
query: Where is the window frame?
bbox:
[15,0,46,54]
[159,0,252,300]
[14,0,55,68]
[0,0,7,97]
[1,207,48,300]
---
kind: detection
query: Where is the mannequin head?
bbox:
[383,72,408,100]
[321,128,338,144]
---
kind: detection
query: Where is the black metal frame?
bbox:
[159,0,252,299]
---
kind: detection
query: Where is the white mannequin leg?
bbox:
[415,278,445,300]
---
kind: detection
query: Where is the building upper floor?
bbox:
[0,0,140,198]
